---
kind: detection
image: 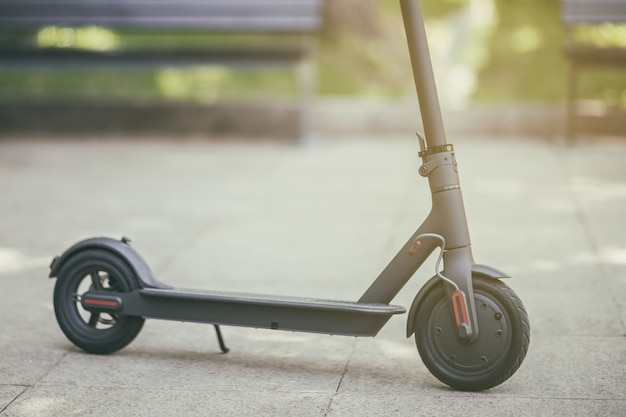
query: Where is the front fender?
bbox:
[405,263,509,337]
[49,237,170,289]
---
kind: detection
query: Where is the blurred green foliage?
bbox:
[474,0,626,107]
[1,0,625,107]
[473,0,567,102]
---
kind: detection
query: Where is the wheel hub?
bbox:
[429,293,511,373]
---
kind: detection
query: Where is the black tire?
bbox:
[53,249,145,354]
[414,275,530,391]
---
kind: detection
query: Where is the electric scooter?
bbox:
[48,0,530,391]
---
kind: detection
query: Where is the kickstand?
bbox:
[213,325,229,354]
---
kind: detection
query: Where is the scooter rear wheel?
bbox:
[53,249,145,354]
[414,275,529,391]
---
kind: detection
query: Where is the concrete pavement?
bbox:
[0,135,624,416]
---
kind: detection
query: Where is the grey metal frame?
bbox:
[360,0,480,337]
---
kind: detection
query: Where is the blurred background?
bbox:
[1,0,625,139]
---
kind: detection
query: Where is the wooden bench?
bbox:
[0,0,324,141]
[561,0,626,141]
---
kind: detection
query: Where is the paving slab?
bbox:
[0,135,624,416]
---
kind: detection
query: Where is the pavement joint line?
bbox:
[0,385,29,415]
[151,224,214,276]
[323,338,357,417]
[1,350,70,414]
[554,145,626,335]
[380,168,418,255]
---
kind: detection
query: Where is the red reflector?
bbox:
[84,298,119,308]
[451,291,469,327]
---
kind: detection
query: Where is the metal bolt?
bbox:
[450,355,456,362]
[480,303,487,310]
[495,330,502,337]
[495,313,502,320]
[435,327,442,335]
[480,356,488,364]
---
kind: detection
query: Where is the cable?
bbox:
[413,233,460,291]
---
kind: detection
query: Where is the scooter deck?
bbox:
[113,287,406,337]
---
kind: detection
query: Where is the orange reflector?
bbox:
[408,240,422,255]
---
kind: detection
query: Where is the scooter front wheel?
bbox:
[414,275,529,391]
[53,249,145,354]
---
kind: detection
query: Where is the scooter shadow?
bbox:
[69,341,452,392]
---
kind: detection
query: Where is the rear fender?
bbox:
[49,237,171,289]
